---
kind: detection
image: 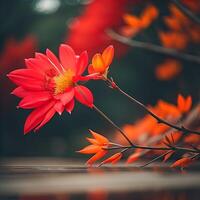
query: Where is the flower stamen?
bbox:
[54,69,74,94]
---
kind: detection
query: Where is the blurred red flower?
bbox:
[65,0,142,58]
[0,35,37,74]
[8,44,94,134]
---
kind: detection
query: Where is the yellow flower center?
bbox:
[54,69,74,94]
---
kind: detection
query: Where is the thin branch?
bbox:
[106,78,200,135]
[107,30,200,64]
[140,151,171,168]
[93,105,134,146]
[172,0,200,25]
[122,104,200,160]
[75,83,134,146]
[105,144,199,153]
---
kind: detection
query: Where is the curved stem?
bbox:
[172,0,200,25]
[75,83,134,146]
[140,151,172,168]
[93,105,134,146]
[105,144,199,153]
[107,30,200,64]
[106,78,200,135]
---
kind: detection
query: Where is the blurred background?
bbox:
[0,0,200,158]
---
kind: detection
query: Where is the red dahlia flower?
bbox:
[7,44,94,134]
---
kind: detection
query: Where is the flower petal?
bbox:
[34,107,56,132]
[66,99,75,113]
[11,87,30,98]
[59,88,74,105]
[100,152,122,165]
[185,96,192,112]
[54,101,65,115]
[76,51,88,75]
[7,69,45,91]
[88,64,95,74]
[46,48,64,73]
[102,45,114,67]
[171,157,193,168]
[74,85,93,108]
[92,53,105,73]
[86,150,107,166]
[24,101,55,134]
[89,130,109,145]
[86,137,99,145]
[59,44,76,72]
[18,91,52,109]
[78,145,101,154]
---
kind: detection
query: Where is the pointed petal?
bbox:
[78,145,101,154]
[35,53,59,75]
[177,94,192,113]
[25,58,46,75]
[92,54,105,73]
[74,85,93,108]
[54,101,64,115]
[100,152,122,165]
[163,151,174,162]
[18,92,52,109]
[65,99,75,113]
[86,150,107,166]
[34,107,56,132]
[8,69,44,81]
[126,151,141,164]
[46,48,63,73]
[7,69,45,90]
[102,45,114,67]
[60,89,74,105]
[177,94,185,111]
[11,87,29,98]
[86,137,99,145]
[171,157,193,168]
[185,96,192,112]
[76,51,88,75]
[24,101,55,134]
[88,64,95,74]
[89,130,109,145]
[59,44,76,72]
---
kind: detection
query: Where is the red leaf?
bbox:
[171,157,193,168]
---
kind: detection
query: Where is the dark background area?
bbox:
[0,0,199,158]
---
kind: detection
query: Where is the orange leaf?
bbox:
[155,59,182,81]
[127,151,141,164]
[123,14,141,27]
[185,96,192,112]
[86,137,99,145]
[164,16,182,31]
[101,152,122,165]
[86,150,108,166]
[78,145,101,154]
[177,94,192,113]
[171,157,193,168]
[184,134,200,144]
[89,130,109,145]
[163,151,174,162]
[102,45,114,67]
[141,5,159,28]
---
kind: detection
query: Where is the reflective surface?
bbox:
[0,158,200,200]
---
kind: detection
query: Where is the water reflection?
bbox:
[0,163,200,200]
[1,190,198,200]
